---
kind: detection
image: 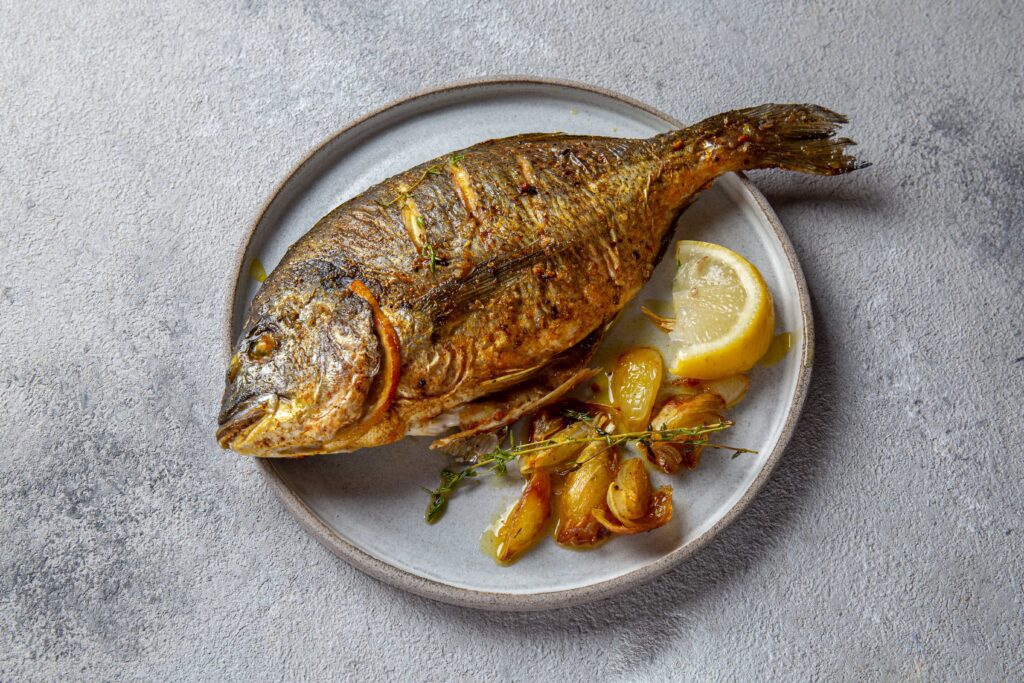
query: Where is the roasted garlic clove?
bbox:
[651,392,725,430]
[555,442,618,547]
[670,374,749,408]
[642,440,702,474]
[494,470,552,563]
[611,347,664,432]
[593,486,673,534]
[643,393,725,474]
[520,415,609,474]
[606,457,651,523]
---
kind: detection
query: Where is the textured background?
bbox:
[2,0,1022,680]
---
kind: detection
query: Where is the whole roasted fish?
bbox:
[218,104,864,456]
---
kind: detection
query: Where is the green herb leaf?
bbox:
[423,242,437,273]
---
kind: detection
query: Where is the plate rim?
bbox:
[222,75,814,611]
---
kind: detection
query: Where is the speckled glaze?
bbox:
[223,77,814,610]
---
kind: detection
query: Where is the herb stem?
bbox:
[424,418,752,523]
[380,154,461,209]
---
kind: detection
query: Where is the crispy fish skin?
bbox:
[218,104,865,456]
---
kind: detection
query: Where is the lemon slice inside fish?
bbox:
[668,241,774,379]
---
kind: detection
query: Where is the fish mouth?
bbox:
[216,395,276,449]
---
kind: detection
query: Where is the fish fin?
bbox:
[488,132,570,145]
[430,367,599,450]
[429,327,604,450]
[672,104,868,175]
[418,241,560,326]
[470,319,605,397]
[475,363,547,395]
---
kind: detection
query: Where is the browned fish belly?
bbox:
[217,104,864,456]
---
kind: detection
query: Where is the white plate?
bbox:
[224,77,813,610]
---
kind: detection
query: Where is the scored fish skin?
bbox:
[218,104,865,457]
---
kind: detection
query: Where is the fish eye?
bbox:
[249,332,277,360]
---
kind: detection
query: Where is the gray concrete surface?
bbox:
[2,0,1022,680]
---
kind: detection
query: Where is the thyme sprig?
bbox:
[424,417,752,523]
[423,242,438,273]
[378,164,444,208]
[412,215,440,273]
[378,154,464,208]
[424,429,520,523]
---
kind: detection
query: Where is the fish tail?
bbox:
[673,104,868,176]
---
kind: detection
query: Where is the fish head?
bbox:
[217,266,393,456]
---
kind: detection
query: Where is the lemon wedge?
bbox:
[668,241,774,379]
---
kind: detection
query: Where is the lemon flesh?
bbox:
[669,241,775,379]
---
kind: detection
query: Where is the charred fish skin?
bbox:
[218,104,865,456]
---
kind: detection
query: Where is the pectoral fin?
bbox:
[430,328,603,450]
[430,367,599,450]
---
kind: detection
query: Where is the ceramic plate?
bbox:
[224,77,813,610]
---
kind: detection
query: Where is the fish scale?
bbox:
[217,103,865,457]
